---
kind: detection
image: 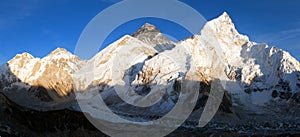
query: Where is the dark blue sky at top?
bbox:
[0,0,299,64]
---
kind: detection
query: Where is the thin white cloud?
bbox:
[256,28,300,44]
[253,24,300,61]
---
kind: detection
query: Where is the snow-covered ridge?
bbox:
[0,12,299,113]
[0,47,83,110]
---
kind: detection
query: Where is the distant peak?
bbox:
[50,47,69,54]
[44,47,76,60]
[132,23,161,37]
[131,23,174,52]
[141,23,158,30]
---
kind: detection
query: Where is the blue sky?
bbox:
[0,0,299,64]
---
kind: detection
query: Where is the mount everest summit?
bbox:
[0,12,300,136]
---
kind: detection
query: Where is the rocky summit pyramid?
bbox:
[132,23,175,52]
[0,12,300,136]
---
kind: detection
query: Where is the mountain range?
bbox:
[0,12,300,136]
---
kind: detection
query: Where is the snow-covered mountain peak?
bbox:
[7,52,37,68]
[51,47,69,53]
[11,52,34,61]
[217,12,232,24]
[44,47,77,61]
[207,12,234,30]
[202,12,250,48]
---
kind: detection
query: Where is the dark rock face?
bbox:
[0,93,106,137]
[132,23,175,52]
[132,23,161,37]
[193,81,232,113]
[1,89,300,137]
[292,92,300,103]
